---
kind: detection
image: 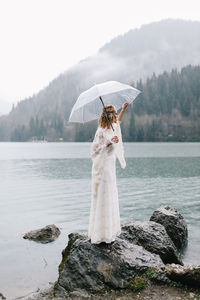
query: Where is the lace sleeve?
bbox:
[91,127,114,160]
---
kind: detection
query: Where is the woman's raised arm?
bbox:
[118,102,130,122]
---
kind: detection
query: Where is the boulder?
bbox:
[53,231,169,297]
[150,205,188,249]
[0,292,6,300]
[53,206,189,297]
[23,224,60,243]
[166,264,200,288]
[121,221,183,265]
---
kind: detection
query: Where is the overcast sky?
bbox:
[0,0,200,113]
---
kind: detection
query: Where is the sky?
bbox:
[0,0,200,114]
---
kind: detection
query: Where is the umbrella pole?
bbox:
[99,96,114,132]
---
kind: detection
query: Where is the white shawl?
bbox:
[114,120,126,169]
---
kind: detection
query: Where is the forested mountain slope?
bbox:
[1,65,199,142]
[0,19,200,141]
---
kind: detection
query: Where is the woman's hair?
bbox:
[98,105,117,129]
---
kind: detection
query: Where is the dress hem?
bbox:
[88,229,121,244]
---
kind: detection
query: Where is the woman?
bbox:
[88,102,129,244]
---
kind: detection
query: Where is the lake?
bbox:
[0,142,200,299]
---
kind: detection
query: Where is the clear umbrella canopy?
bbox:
[69,81,141,123]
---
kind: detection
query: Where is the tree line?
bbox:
[0,64,200,142]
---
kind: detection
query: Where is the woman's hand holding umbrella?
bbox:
[122,102,130,110]
[118,101,130,122]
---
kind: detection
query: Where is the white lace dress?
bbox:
[88,122,122,244]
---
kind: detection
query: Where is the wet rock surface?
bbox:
[150,205,188,249]
[166,264,200,288]
[53,206,190,297]
[23,224,61,243]
[54,229,170,297]
[121,221,183,265]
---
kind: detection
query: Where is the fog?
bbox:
[0,100,13,115]
[67,19,200,95]
[1,0,200,115]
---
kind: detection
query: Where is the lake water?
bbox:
[0,142,200,299]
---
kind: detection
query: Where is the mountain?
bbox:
[0,19,200,141]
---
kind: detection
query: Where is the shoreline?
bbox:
[14,282,200,300]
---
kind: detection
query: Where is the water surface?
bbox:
[0,142,199,299]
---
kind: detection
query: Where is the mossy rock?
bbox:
[129,276,147,291]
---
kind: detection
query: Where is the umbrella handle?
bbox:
[99,96,114,132]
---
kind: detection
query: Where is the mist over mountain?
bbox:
[0,19,200,141]
[0,100,13,116]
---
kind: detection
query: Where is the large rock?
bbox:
[53,206,188,297]
[23,224,60,243]
[166,264,200,287]
[121,221,183,265]
[54,230,169,297]
[54,232,167,297]
[150,206,188,249]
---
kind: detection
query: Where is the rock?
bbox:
[23,224,60,243]
[0,292,6,300]
[69,290,91,298]
[150,206,188,249]
[189,292,196,298]
[54,232,168,297]
[166,263,200,288]
[121,221,183,265]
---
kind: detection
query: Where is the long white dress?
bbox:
[88,121,126,244]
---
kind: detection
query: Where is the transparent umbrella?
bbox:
[68,80,141,130]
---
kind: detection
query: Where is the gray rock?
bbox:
[0,292,6,300]
[121,221,183,265]
[166,263,200,287]
[54,232,168,297]
[23,224,60,243]
[150,206,188,249]
[69,290,91,298]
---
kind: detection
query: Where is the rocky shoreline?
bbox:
[9,206,200,300]
[14,282,200,300]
